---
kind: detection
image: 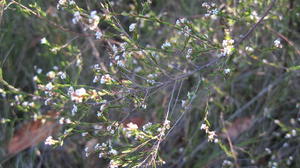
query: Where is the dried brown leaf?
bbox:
[220,116,254,140]
[7,111,60,155]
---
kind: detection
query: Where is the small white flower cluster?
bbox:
[274,39,282,48]
[146,73,157,85]
[40,37,47,44]
[175,18,191,37]
[268,161,279,168]
[286,156,294,166]
[224,68,231,74]
[110,44,128,67]
[161,41,171,49]
[57,0,75,9]
[200,123,218,142]
[157,120,171,136]
[181,99,189,110]
[46,71,56,79]
[57,71,67,79]
[59,117,72,125]
[221,39,235,56]
[45,136,57,145]
[69,87,87,103]
[34,66,43,74]
[186,48,193,59]
[245,46,254,52]
[285,129,297,139]
[142,122,153,134]
[94,140,118,160]
[71,104,78,115]
[107,124,117,135]
[129,23,137,32]
[95,31,103,39]
[93,124,103,134]
[202,2,219,17]
[122,122,139,138]
[83,147,89,157]
[92,64,101,71]
[89,11,100,30]
[97,103,107,116]
[250,11,259,21]
[265,147,272,154]
[20,101,35,108]
[109,159,119,168]
[222,160,233,166]
[100,74,114,84]
[72,11,81,24]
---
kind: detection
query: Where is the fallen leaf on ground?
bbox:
[220,116,254,140]
[7,111,60,155]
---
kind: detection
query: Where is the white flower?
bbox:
[22,101,29,107]
[57,0,67,9]
[274,39,282,48]
[45,82,54,90]
[59,117,64,125]
[181,100,188,108]
[65,118,72,124]
[120,42,127,51]
[186,48,193,59]
[109,160,119,168]
[72,11,81,24]
[183,26,191,37]
[224,68,231,74]
[45,136,56,145]
[161,41,171,49]
[200,123,208,131]
[187,48,193,55]
[57,71,66,79]
[46,71,56,79]
[112,45,118,55]
[53,66,59,71]
[40,37,47,44]
[245,46,254,52]
[68,86,74,95]
[164,120,171,129]
[94,124,103,130]
[134,66,142,72]
[88,11,100,30]
[100,74,113,84]
[109,148,118,155]
[95,31,102,39]
[75,88,86,96]
[71,104,78,115]
[71,88,87,103]
[36,68,43,74]
[69,0,75,5]
[93,76,100,83]
[100,104,106,111]
[221,39,235,56]
[129,23,137,32]
[44,98,51,105]
[81,132,88,136]
[126,122,138,130]
[90,11,97,19]
[117,60,125,67]
[208,131,216,142]
[176,18,187,26]
[265,148,272,154]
